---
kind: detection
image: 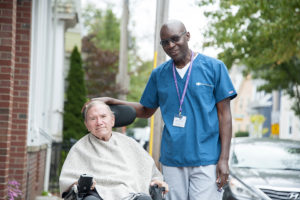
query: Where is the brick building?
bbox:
[0,0,80,199]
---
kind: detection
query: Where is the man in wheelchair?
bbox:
[59,100,168,200]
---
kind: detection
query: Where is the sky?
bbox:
[81,0,219,60]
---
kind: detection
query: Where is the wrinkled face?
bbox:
[160,25,190,63]
[84,103,115,141]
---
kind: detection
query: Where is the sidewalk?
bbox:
[36,196,63,200]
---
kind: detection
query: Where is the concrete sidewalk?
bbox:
[36,196,63,200]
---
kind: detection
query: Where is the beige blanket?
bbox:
[59,132,162,199]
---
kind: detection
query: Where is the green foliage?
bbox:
[63,46,87,141]
[41,191,49,196]
[82,34,120,98]
[197,0,300,118]
[257,57,300,117]
[127,60,153,128]
[60,47,87,183]
[82,4,155,128]
[235,131,249,137]
[127,60,153,102]
[82,5,120,51]
[82,6,122,98]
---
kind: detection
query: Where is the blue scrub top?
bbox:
[140,53,237,167]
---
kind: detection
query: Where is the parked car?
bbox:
[223,137,300,200]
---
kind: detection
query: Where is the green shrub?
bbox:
[60,46,87,175]
[63,46,87,141]
[235,131,249,137]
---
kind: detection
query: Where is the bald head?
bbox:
[159,20,191,66]
[160,20,186,36]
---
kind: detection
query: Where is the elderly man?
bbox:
[59,100,168,200]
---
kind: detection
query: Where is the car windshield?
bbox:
[231,141,300,170]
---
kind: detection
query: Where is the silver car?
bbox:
[223,137,300,200]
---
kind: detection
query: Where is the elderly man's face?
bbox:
[84,103,115,141]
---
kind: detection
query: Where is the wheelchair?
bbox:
[62,179,165,200]
[62,104,166,200]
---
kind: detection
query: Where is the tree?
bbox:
[127,60,152,102]
[82,6,122,98]
[82,4,156,128]
[82,4,120,51]
[60,47,87,179]
[127,59,153,128]
[82,34,121,98]
[197,0,300,117]
[63,46,87,141]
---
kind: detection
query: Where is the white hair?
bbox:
[83,100,113,121]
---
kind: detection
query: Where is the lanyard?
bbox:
[172,51,194,116]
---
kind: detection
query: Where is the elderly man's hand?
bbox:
[150,180,169,194]
[90,179,96,190]
[71,178,96,191]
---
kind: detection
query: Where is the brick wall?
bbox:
[0,0,17,198]
[9,0,32,198]
[26,146,47,200]
[0,0,47,199]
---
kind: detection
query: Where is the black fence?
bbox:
[49,139,77,194]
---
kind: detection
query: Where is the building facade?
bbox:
[0,0,80,199]
[230,65,300,141]
[279,94,300,141]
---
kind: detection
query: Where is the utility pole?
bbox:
[271,91,280,137]
[149,0,169,169]
[117,0,130,101]
[116,0,130,133]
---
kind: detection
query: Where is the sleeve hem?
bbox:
[216,93,237,103]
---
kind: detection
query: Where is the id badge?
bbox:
[173,114,186,128]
